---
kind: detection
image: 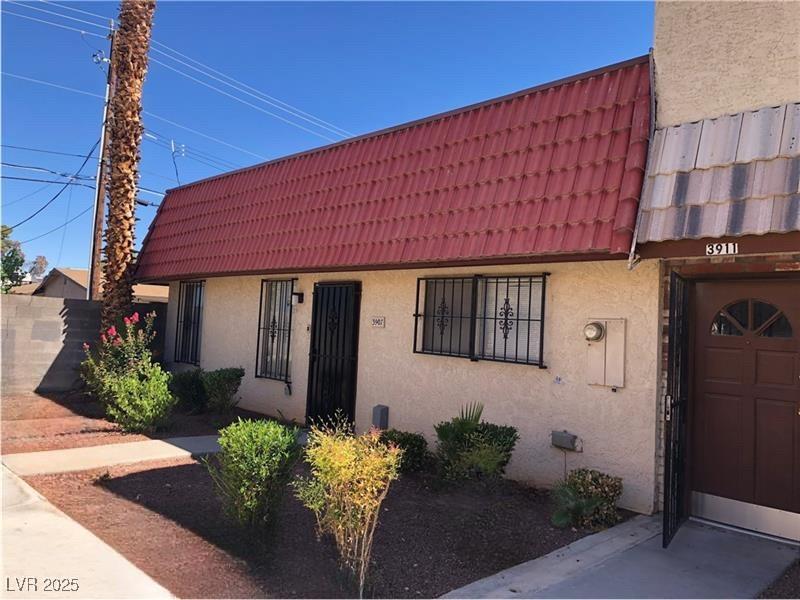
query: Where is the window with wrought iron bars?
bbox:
[256,279,295,382]
[413,275,547,366]
[175,281,204,365]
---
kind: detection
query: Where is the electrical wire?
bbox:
[2,175,95,189]
[6,139,99,229]
[5,6,351,142]
[42,0,113,25]
[3,72,266,162]
[150,46,352,138]
[37,0,352,137]
[2,161,95,181]
[1,9,107,39]
[20,205,93,244]
[55,184,73,265]
[149,57,339,142]
[6,1,110,31]
[1,144,179,184]
[1,182,53,208]
[2,175,165,198]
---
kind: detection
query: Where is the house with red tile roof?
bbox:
[136,55,663,515]
[137,3,800,539]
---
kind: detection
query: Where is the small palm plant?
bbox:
[550,481,602,528]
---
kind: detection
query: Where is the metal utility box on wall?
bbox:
[585,318,626,388]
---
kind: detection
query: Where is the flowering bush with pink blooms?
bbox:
[82,311,175,432]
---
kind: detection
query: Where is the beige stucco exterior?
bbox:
[165,259,661,514]
[654,1,800,127]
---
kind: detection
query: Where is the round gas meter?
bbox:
[583,321,605,342]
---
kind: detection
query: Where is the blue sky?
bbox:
[2,1,653,270]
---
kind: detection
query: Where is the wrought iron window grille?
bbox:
[256,279,295,382]
[413,274,548,367]
[175,280,204,365]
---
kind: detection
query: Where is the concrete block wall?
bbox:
[1,295,166,396]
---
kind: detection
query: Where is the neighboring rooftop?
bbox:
[637,102,800,243]
[135,56,651,281]
[32,268,168,302]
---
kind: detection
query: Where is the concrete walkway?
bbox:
[2,435,220,476]
[2,466,172,598]
[445,516,798,599]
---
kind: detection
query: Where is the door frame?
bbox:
[305,280,362,425]
[662,270,800,544]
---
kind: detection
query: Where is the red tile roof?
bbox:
[135,56,651,281]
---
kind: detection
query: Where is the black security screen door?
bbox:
[306,282,361,424]
[663,271,690,548]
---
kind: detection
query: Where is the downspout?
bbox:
[628,47,657,271]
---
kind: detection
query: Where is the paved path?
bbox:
[2,435,219,476]
[445,516,798,599]
[2,466,172,598]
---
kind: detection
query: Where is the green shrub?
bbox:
[104,358,176,433]
[81,311,176,432]
[206,419,300,528]
[170,368,207,413]
[379,429,433,473]
[294,419,401,598]
[202,367,245,412]
[434,403,519,479]
[81,311,157,403]
[552,468,623,529]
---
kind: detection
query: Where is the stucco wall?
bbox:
[165,259,661,513]
[654,1,800,127]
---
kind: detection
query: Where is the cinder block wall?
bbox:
[1,295,166,396]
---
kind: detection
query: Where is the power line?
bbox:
[2,175,95,189]
[6,1,110,32]
[20,205,94,244]
[42,0,113,25]
[149,56,339,142]
[150,46,352,138]
[6,4,352,142]
[1,144,179,184]
[3,71,267,161]
[2,175,165,198]
[152,39,353,137]
[7,140,99,229]
[56,184,73,265]
[36,0,353,138]
[2,9,107,39]
[2,182,54,208]
[2,161,96,181]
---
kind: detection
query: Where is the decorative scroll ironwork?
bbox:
[413,274,548,367]
[327,311,339,332]
[268,316,278,342]
[256,279,294,382]
[498,297,514,339]
[435,298,450,336]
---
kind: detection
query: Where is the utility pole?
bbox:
[87,20,117,301]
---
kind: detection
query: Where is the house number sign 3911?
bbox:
[705,242,739,256]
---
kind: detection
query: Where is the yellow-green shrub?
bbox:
[294,420,401,598]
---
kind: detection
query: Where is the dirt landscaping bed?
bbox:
[25,457,589,598]
[761,560,800,599]
[2,392,268,454]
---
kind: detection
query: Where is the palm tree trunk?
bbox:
[102,0,156,329]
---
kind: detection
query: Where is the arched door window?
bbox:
[711,299,793,338]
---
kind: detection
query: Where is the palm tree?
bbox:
[102,0,156,328]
